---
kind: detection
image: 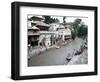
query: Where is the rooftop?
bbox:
[28,16,45,21]
[32,21,50,27]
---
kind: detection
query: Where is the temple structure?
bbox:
[28,16,72,48]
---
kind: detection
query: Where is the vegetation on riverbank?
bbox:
[71,18,88,40]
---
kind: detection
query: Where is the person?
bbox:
[66,53,72,62]
[28,44,32,52]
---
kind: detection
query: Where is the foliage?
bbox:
[77,24,88,37]
[63,16,66,24]
[73,18,82,29]
[71,31,76,40]
[72,18,88,39]
[43,16,59,24]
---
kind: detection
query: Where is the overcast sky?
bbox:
[28,15,88,25]
[51,16,88,25]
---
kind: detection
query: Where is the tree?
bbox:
[43,16,59,24]
[71,18,87,39]
[71,31,76,40]
[77,24,88,37]
[63,16,66,24]
[72,18,82,39]
[55,18,59,23]
[73,19,82,29]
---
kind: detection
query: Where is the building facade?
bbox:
[28,26,40,47]
[28,16,52,48]
[28,16,72,48]
[49,23,71,41]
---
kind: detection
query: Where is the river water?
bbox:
[28,38,87,66]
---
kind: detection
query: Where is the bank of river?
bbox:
[28,38,87,66]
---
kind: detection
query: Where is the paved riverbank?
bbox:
[28,39,72,59]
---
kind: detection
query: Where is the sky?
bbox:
[51,16,88,25]
[28,15,88,25]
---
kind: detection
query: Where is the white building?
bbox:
[39,31,56,47]
[49,23,71,41]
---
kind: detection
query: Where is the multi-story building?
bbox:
[49,23,71,41]
[28,16,72,48]
[39,31,57,47]
[65,22,74,31]
[28,16,52,47]
[28,26,40,47]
